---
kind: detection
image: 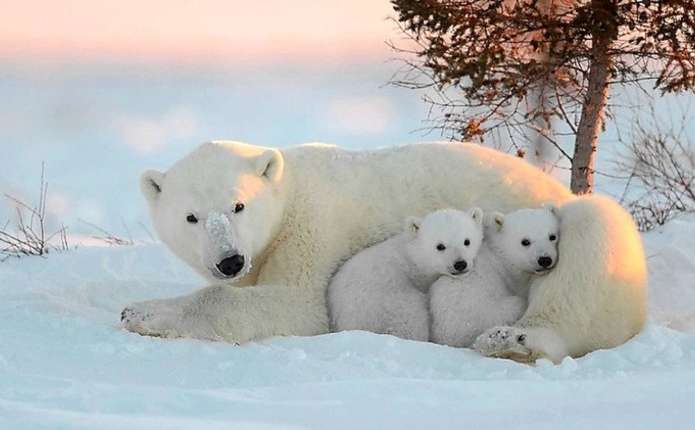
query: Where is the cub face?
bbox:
[140,142,286,282]
[405,208,484,277]
[487,206,560,274]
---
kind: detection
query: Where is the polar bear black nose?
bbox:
[453,260,468,272]
[538,256,553,268]
[217,254,245,277]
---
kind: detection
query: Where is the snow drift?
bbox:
[1,216,694,429]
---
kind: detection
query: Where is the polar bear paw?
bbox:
[473,326,534,363]
[120,300,181,338]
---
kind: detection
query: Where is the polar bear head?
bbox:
[140,141,287,282]
[405,208,484,277]
[486,206,560,275]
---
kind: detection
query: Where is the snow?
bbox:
[1,217,695,429]
[643,216,695,333]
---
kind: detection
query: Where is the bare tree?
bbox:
[389,0,695,193]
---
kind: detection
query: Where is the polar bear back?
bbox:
[263,143,572,287]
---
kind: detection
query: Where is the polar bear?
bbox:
[473,195,647,363]
[328,208,484,341]
[429,207,560,348]
[121,141,646,363]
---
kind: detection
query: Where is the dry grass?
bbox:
[0,164,71,261]
[78,218,135,247]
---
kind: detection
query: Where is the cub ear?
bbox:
[469,207,484,225]
[543,203,560,217]
[486,211,504,231]
[405,216,421,236]
[140,170,164,204]
[256,149,284,182]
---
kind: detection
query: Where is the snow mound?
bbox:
[1,217,695,429]
[643,215,695,333]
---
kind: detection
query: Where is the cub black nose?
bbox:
[538,256,553,268]
[453,260,468,272]
[217,254,245,277]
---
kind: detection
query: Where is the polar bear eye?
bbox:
[436,243,446,251]
[234,202,245,213]
[549,234,557,241]
[521,238,531,247]
[186,214,198,224]
[464,239,470,246]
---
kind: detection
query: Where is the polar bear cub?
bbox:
[328,208,484,341]
[429,207,560,347]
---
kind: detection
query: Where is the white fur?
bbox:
[122,141,646,364]
[473,195,647,363]
[429,207,560,347]
[328,208,483,341]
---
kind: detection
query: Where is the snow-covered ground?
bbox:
[1,215,695,430]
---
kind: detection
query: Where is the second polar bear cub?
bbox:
[430,207,560,348]
[328,208,484,342]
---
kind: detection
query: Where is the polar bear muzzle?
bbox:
[452,260,468,274]
[204,211,248,279]
[216,254,245,277]
[537,256,554,270]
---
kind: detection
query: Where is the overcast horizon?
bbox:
[2,0,693,241]
[0,1,431,238]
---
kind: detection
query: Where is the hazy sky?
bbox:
[1,1,691,242]
[1,0,395,64]
[0,1,429,239]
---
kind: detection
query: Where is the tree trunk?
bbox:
[571,1,614,194]
[528,0,570,172]
[529,87,554,172]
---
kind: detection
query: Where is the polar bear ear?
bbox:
[405,216,421,236]
[489,212,505,231]
[256,149,284,183]
[140,170,164,203]
[469,207,484,225]
[543,203,560,217]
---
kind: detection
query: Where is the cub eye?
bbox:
[436,243,446,251]
[464,239,471,246]
[234,202,245,213]
[549,234,557,241]
[186,214,198,224]
[521,238,531,247]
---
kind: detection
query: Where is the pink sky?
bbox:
[1,0,397,64]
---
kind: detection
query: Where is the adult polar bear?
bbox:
[122,141,646,363]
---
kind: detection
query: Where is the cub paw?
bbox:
[473,326,533,363]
